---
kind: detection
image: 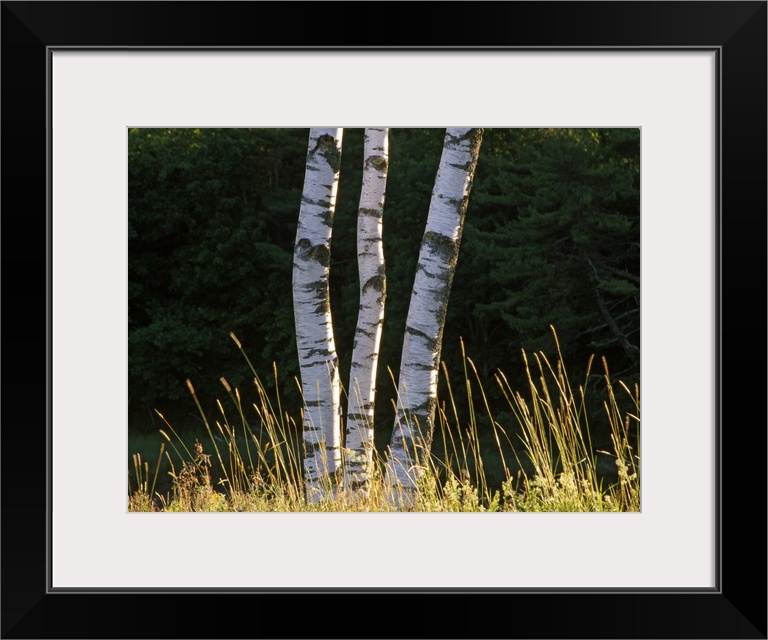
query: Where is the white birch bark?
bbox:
[384,128,484,508]
[344,128,389,495]
[293,128,343,503]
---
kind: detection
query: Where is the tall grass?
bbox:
[496,329,640,512]
[129,329,640,512]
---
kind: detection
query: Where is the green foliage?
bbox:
[128,128,308,425]
[452,128,640,382]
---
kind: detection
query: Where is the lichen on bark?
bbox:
[362,274,385,294]
[314,133,342,173]
[295,238,331,267]
[365,155,388,173]
[422,231,458,265]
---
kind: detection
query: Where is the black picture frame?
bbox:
[3,2,765,638]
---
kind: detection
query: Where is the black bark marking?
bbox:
[404,326,437,352]
[304,440,322,454]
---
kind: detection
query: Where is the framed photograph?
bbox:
[3,2,765,638]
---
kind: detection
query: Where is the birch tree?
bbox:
[384,128,484,508]
[293,128,344,503]
[344,128,389,495]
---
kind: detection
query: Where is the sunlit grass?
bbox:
[129,328,639,513]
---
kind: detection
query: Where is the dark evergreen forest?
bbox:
[129,128,640,453]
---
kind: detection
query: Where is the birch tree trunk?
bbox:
[384,128,484,508]
[344,128,389,496]
[293,128,343,503]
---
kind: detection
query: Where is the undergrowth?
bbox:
[129,328,640,513]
